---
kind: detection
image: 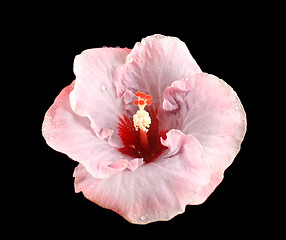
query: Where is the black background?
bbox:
[21,3,271,238]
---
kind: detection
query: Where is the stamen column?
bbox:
[133,91,152,152]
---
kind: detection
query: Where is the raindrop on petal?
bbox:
[141,39,147,46]
[100,84,107,91]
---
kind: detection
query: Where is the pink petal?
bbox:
[158,73,247,204]
[73,129,210,224]
[70,47,131,147]
[42,82,143,179]
[114,34,202,106]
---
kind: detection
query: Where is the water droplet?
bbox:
[47,135,54,141]
[235,105,241,110]
[141,39,147,46]
[140,216,146,221]
[100,84,107,91]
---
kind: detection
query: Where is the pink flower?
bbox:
[42,34,246,224]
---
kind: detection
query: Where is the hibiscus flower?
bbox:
[42,34,246,224]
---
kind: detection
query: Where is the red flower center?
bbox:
[117,98,168,163]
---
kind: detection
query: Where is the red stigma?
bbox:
[146,95,152,100]
[140,92,146,98]
[133,91,152,108]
